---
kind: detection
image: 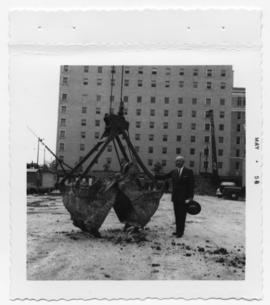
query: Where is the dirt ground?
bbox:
[27,193,245,280]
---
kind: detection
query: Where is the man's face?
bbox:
[175,159,184,168]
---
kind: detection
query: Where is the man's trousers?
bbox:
[173,201,187,236]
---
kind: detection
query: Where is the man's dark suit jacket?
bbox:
[156,167,194,203]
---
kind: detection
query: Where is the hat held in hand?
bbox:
[186,200,201,215]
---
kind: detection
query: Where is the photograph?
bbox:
[26,65,246,281]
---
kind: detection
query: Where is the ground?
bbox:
[27,193,245,280]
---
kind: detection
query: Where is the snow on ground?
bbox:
[27,193,245,280]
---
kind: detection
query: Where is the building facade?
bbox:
[56,65,245,177]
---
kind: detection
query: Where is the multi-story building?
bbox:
[56,65,245,178]
[229,87,246,184]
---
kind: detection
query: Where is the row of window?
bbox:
[59,117,240,132]
[59,129,243,147]
[63,65,228,78]
[62,76,228,90]
[60,105,227,119]
[61,93,228,107]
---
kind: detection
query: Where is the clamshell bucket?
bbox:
[61,179,118,233]
[113,164,163,227]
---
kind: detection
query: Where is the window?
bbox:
[177,123,182,129]
[136,109,141,116]
[161,160,167,167]
[84,66,89,73]
[204,136,210,143]
[176,147,181,154]
[193,68,198,76]
[190,135,196,143]
[221,69,226,77]
[125,67,130,74]
[59,155,64,161]
[165,81,170,88]
[124,79,129,87]
[220,111,225,119]
[62,77,68,85]
[151,80,156,87]
[236,149,240,157]
[59,143,65,151]
[189,161,195,167]
[206,69,213,77]
[63,65,69,72]
[148,159,153,166]
[178,110,183,117]
[164,97,170,104]
[219,124,224,131]
[163,135,168,142]
[111,66,116,74]
[94,132,99,139]
[149,121,155,129]
[164,109,169,117]
[178,97,183,104]
[204,147,209,156]
[193,82,198,89]
[220,82,226,89]
[237,112,241,119]
[203,161,209,170]
[134,146,139,153]
[106,157,112,164]
[218,149,223,156]
[60,118,66,127]
[190,148,195,155]
[137,96,142,103]
[218,162,223,169]
[163,122,168,129]
[220,98,225,106]
[97,66,102,73]
[150,109,155,116]
[61,93,67,101]
[148,147,154,153]
[96,94,101,102]
[236,137,241,144]
[152,67,157,75]
[138,67,143,74]
[82,106,87,114]
[191,110,197,118]
[81,131,86,139]
[95,120,100,127]
[111,79,115,86]
[124,108,128,115]
[235,162,240,170]
[97,78,102,86]
[165,67,171,75]
[123,96,128,102]
[191,123,196,130]
[96,107,101,114]
[80,144,85,151]
[61,105,67,113]
[149,134,154,141]
[135,133,141,141]
[179,81,184,88]
[136,121,141,128]
[206,81,212,89]
[150,96,156,103]
[60,130,65,139]
[206,98,212,105]
[162,147,167,154]
[176,135,182,142]
[179,68,184,76]
[205,123,210,131]
[192,98,197,105]
[137,80,143,87]
[219,136,224,143]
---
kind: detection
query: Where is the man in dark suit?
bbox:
[155,156,194,237]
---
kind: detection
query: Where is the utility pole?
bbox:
[37,138,40,165]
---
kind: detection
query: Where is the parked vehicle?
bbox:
[27,167,57,194]
[216,181,243,200]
